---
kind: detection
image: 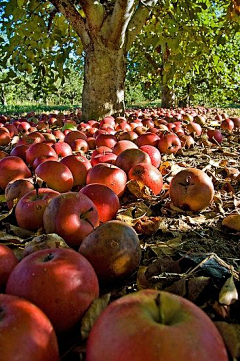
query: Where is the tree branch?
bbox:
[79,0,105,37]
[49,0,90,46]
[125,4,152,51]
[108,0,136,47]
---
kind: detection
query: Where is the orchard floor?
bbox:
[0,107,239,360]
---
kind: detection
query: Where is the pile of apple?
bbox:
[0,107,234,360]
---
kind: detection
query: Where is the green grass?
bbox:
[0,104,81,115]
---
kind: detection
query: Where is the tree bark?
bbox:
[161,84,176,108]
[82,41,126,120]
[0,87,7,106]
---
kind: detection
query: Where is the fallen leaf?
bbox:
[80,293,111,340]
[188,276,210,302]
[219,275,238,305]
[215,322,240,359]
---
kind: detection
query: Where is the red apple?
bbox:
[85,289,228,361]
[169,168,214,211]
[139,145,161,168]
[128,162,163,195]
[10,144,30,161]
[26,143,58,166]
[0,129,11,146]
[79,183,120,223]
[35,161,74,193]
[207,129,223,144]
[60,155,92,188]
[91,152,117,166]
[179,134,195,149]
[186,122,202,136]
[6,248,99,333]
[115,148,152,175]
[0,294,59,361]
[43,192,100,248]
[118,131,138,142]
[0,156,32,190]
[86,163,127,197]
[112,140,138,156]
[5,178,35,209]
[52,141,73,157]
[158,133,181,154]
[79,220,141,283]
[0,150,9,159]
[15,188,60,231]
[70,138,89,153]
[0,245,18,290]
[220,118,234,133]
[95,133,117,148]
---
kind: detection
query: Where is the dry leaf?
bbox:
[137,266,150,290]
[215,322,240,359]
[164,278,187,297]
[80,293,111,340]
[222,214,240,232]
[134,216,162,235]
[127,179,154,199]
[219,275,238,305]
[188,276,210,302]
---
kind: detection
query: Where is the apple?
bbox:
[119,131,138,142]
[91,152,117,166]
[186,122,202,136]
[231,116,240,129]
[43,192,100,248]
[115,148,152,175]
[52,141,73,157]
[128,162,163,195]
[5,178,35,209]
[112,140,138,156]
[0,150,9,159]
[95,133,117,148]
[60,155,92,188]
[32,155,58,170]
[179,134,195,149]
[16,131,45,146]
[169,168,214,211]
[85,289,228,361]
[0,294,59,361]
[79,220,141,284]
[158,133,181,154]
[70,138,89,153]
[0,244,18,290]
[100,116,115,128]
[86,163,127,197]
[207,129,223,144]
[0,156,32,190]
[64,130,87,145]
[10,144,30,161]
[0,129,11,146]
[220,118,234,133]
[35,161,74,193]
[139,145,161,168]
[6,248,99,333]
[79,183,120,223]
[26,142,58,166]
[15,188,60,231]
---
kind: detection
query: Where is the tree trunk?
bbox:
[161,84,176,108]
[82,41,126,120]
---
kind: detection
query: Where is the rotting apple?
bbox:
[79,220,141,284]
[5,178,35,209]
[85,289,228,361]
[128,162,163,196]
[169,168,214,211]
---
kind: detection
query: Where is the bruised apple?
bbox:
[43,192,99,248]
[5,178,35,209]
[86,289,228,361]
[0,294,59,361]
[79,220,141,284]
[128,162,163,196]
[6,248,99,333]
[169,168,214,211]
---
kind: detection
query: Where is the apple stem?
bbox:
[33,174,40,198]
[155,293,165,324]
[85,218,96,230]
[43,253,54,262]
